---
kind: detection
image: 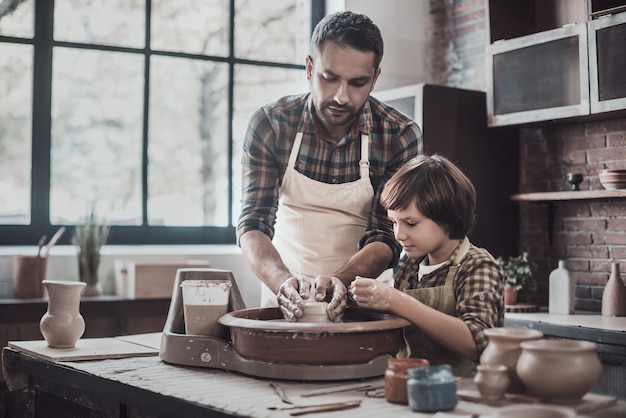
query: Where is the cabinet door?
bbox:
[486,23,590,127]
[589,11,626,113]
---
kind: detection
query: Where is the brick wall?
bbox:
[444,0,489,91]
[518,118,626,310]
[443,0,626,312]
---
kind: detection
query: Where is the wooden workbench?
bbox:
[3,334,626,418]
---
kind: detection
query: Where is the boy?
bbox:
[349,154,504,376]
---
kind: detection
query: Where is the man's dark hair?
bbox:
[310,11,384,68]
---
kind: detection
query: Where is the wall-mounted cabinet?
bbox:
[589,11,626,113]
[486,23,589,126]
[487,10,626,127]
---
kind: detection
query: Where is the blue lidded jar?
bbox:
[407,364,458,412]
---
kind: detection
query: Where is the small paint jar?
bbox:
[384,357,429,404]
[407,364,458,412]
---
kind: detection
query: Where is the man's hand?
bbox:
[276,276,313,322]
[313,275,348,322]
[349,276,394,311]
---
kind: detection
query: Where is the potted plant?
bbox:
[72,209,110,296]
[496,252,537,305]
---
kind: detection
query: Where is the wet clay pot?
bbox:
[40,280,86,348]
[299,301,332,323]
[480,327,543,393]
[517,339,602,403]
[384,357,429,404]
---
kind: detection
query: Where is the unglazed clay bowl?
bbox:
[218,307,410,365]
[517,339,602,403]
[599,169,626,190]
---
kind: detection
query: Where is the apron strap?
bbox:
[288,132,304,169]
[359,134,370,179]
[445,237,471,286]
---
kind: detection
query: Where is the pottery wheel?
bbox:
[159,269,411,380]
[218,307,410,365]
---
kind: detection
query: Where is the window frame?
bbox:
[0,0,325,246]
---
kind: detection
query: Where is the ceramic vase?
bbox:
[474,364,510,402]
[517,339,602,403]
[601,261,626,317]
[40,280,86,348]
[384,357,429,405]
[479,327,543,393]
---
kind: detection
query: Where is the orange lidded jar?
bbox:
[384,357,429,404]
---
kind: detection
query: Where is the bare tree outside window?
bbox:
[0,0,314,244]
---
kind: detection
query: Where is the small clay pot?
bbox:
[480,327,543,393]
[517,339,602,403]
[474,364,510,401]
[384,357,429,404]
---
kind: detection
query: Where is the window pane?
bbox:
[151,0,229,57]
[234,0,311,65]
[54,0,145,48]
[232,65,308,224]
[50,48,144,225]
[0,43,33,225]
[148,56,229,226]
[0,0,34,38]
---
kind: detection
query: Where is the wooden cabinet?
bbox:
[486,23,589,127]
[589,11,626,113]
[487,4,626,127]
[373,83,520,257]
[0,297,170,418]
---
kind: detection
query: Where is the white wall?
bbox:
[343,0,431,90]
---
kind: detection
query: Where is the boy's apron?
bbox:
[397,237,477,377]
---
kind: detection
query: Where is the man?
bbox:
[237,11,422,322]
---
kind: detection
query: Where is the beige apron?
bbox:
[261,131,373,307]
[397,237,477,377]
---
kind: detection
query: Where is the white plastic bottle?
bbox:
[549,260,574,314]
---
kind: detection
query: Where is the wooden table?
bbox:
[3,334,626,418]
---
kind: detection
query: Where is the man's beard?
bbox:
[318,100,361,128]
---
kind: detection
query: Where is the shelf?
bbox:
[511,189,626,245]
[511,189,626,202]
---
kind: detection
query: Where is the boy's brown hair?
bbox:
[381,154,476,239]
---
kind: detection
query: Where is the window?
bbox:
[0,0,321,245]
